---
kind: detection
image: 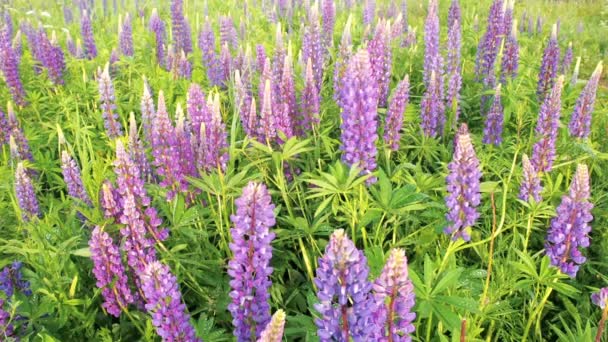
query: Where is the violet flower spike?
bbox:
[368,20,391,108]
[568,62,603,139]
[384,75,410,151]
[299,58,320,136]
[561,42,573,75]
[420,71,445,138]
[500,20,519,83]
[423,0,442,86]
[537,24,560,100]
[61,150,92,206]
[448,0,461,31]
[258,310,286,342]
[258,79,276,144]
[333,16,352,109]
[482,84,504,146]
[149,8,167,67]
[444,124,482,242]
[81,10,97,59]
[275,56,295,140]
[314,229,375,341]
[363,0,375,26]
[14,162,40,221]
[141,77,156,142]
[321,0,335,50]
[446,19,462,121]
[100,179,122,221]
[592,288,608,309]
[128,112,152,182]
[518,154,542,202]
[474,0,503,81]
[228,182,276,341]
[531,76,564,173]
[0,26,26,106]
[119,13,134,56]
[98,64,123,138]
[302,5,324,91]
[545,164,593,278]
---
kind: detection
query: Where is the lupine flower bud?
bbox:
[420,71,445,138]
[258,310,286,342]
[89,226,134,317]
[314,229,375,341]
[384,76,409,151]
[61,150,92,206]
[500,20,519,83]
[445,124,482,242]
[7,103,34,162]
[570,57,581,87]
[302,5,324,91]
[532,76,563,172]
[149,9,167,67]
[220,15,238,50]
[100,179,122,221]
[15,162,40,221]
[561,42,573,75]
[321,0,335,50]
[537,24,560,100]
[423,0,442,86]
[372,249,416,341]
[258,78,276,144]
[98,64,123,138]
[592,288,608,309]
[228,182,276,341]
[482,84,504,146]
[446,19,462,120]
[219,43,231,84]
[0,26,26,106]
[448,0,461,30]
[141,261,200,342]
[545,164,593,277]
[568,62,602,139]
[298,58,320,135]
[81,10,97,59]
[339,49,379,184]
[119,13,133,56]
[368,20,391,107]
[274,56,295,140]
[519,154,542,202]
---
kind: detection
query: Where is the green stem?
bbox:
[522,286,554,342]
[426,312,434,342]
[523,212,534,253]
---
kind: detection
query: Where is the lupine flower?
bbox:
[571,57,581,87]
[0,300,14,338]
[7,103,34,163]
[0,26,26,106]
[314,229,375,341]
[14,162,39,221]
[199,21,222,86]
[100,179,122,221]
[384,76,409,151]
[174,105,197,179]
[141,78,156,142]
[448,0,461,30]
[12,30,22,64]
[568,62,603,139]
[128,112,152,182]
[247,97,258,140]
[170,0,192,54]
[195,93,229,172]
[75,39,84,59]
[66,31,76,56]
[339,49,379,184]
[256,44,267,73]
[176,50,192,79]
[186,83,209,141]
[420,71,445,138]
[445,124,482,242]
[500,20,519,83]
[61,150,92,206]
[503,0,514,36]
[302,5,324,91]
[545,164,593,277]
[89,226,134,317]
[275,56,295,140]
[150,91,187,200]
[234,70,254,137]
[446,19,462,121]
[482,84,504,146]
[220,15,238,50]
[519,154,542,202]
[536,16,543,34]
[119,13,134,56]
[561,42,573,75]
[0,261,31,297]
[149,8,167,67]
[258,79,276,144]
[475,0,503,81]
[321,0,335,50]
[532,76,564,172]
[228,182,276,341]
[391,13,405,43]
[272,24,286,92]
[363,0,375,26]
[423,0,442,86]
[299,58,320,135]
[368,20,391,107]
[258,310,286,342]
[98,64,123,138]
[333,16,352,109]
[0,109,8,144]
[592,288,608,309]
[528,16,534,36]
[372,249,416,341]
[537,24,560,100]
[141,261,200,342]
[81,10,97,59]
[219,43,231,84]
[403,26,417,47]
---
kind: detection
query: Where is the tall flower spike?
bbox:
[89,226,134,317]
[570,57,581,87]
[170,0,192,54]
[321,0,335,50]
[568,62,603,139]
[314,229,375,341]
[259,79,276,144]
[445,124,482,242]
[141,261,200,342]
[100,179,122,221]
[81,10,97,59]
[299,58,320,135]
[448,0,461,30]
[220,15,238,50]
[518,154,542,202]
[333,16,352,109]
[372,249,416,341]
[15,162,40,221]
[537,24,560,100]
[149,8,167,67]
[0,26,26,106]
[363,0,375,26]
[141,77,156,142]
[446,19,462,121]
[119,13,133,56]
[0,261,31,297]
[98,64,123,138]
[128,112,152,181]
[420,71,445,138]
[423,0,442,86]
[302,5,324,91]
[500,20,519,83]
[7,103,34,163]
[339,49,379,184]
[475,0,503,81]
[258,310,286,342]
[368,20,391,107]
[275,56,295,140]
[592,288,608,309]
[199,21,222,86]
[228,182,276,341]
[61,150,92,206]
[384,75,410,151]
[561,42,573,75]
[545,164,593,277]
[531,76,564,173]
[482,84,504,146]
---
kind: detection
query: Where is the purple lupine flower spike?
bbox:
[256,44,267,73]
[420,71,445,138]
[334,16,352,109]
[46,31,65,85]
[275,56,295,140]
[314,229,375,341]
[89,226,134,317]
[0,108,8,144]
[119,13,133,56]
[384,75,410,151]
[571,57,581,87]
[220,15,238,50]
[247,97,258,140]
[228,182,276,341]
[423,0,442,86]
[536,16,543,34]
[302,5,324,91]
[545,164,593,277]
[141,77,155,142]
[372,248,416,341]
[203,93,229,171]
[568,62,603,139]
[368,20,391,108]
[321,0,335,50]
[0,26,26,106]
[446,19,462,122]
[519,154,542,202]
[170,0,192,54]
[128,112,152,181]
[175,104,196,179]
[81,10,97,59]
[445,124,482,242]
[500,20,519,83]
[475,0,503,81]
[15,162,40,221]
[61,150,92,206]
[186,83,209,141]
[339,49,379,184]
[141,261,200,342]
[592,288,608,309]
[531,76,564,173]
[7,102,34,163]
[363,0,375,26]
[503,0,514,36]
[100,179,122,221]
[272,24,286,91]
[448,0,461,30]
[537,24,560,100]
[149,8,167,67]
[219,43,231,84]
[199,21,221,86]
[177,50,193,79]
[258,79,276,144]
[299,58,321,136]
[0,261,31,297]
[12,30,22,65]
[482,84,504,146]
[234,70,253,137]
[561,42,573,75]
[98,63,123,138]
[258,310,286,342]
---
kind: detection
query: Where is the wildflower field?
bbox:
[1,0,608,340]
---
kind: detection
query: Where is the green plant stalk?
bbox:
[522,286,554,342]
[595,303,608,342]
[426,312,434,342]
[480,192,497,310]
[523,211,534,253]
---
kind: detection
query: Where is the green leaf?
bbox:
[70,247,91,258]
